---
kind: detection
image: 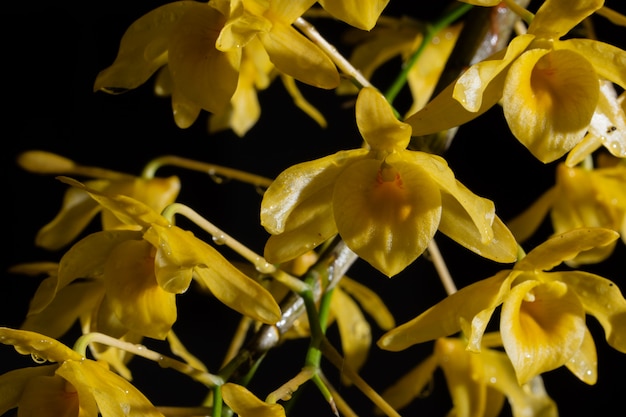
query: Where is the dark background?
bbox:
[3,1,625,416]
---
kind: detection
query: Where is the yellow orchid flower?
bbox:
[17,150,180,251]
[0,328,164,417]
[24,177,280,341]
[379,228,626,385]
[507,159,626,265]
[95,0,338,130]
[381,335,558,417]
[337,16,461,114]
[261,87,518,277]
[406,0,626,163]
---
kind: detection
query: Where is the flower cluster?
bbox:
[3,0,626,416]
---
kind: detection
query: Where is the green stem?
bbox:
[384,2,474,105]
[212,385,223,417]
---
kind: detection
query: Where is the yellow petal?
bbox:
[317,0,389,30]
[528,0,603,38]
[405,33,534,137]
[0,328,82,362]
[221,383,286,417]
[280,75,327,128]
[262,196,337,263]
[477,349,558,417]
[168,4,240,114]
[547,270,626,353]
[261,149,367,234]
[104,240,177,339]
[333,159,441,277]
[356,87,412,152]
[515,228,620,272]
[435,337,489,417]
[500,280,586,384]
[506,187,557,243]
[17,375,80,417]
[22,281,103,339]
[56,230,142,290]
[268,0,316,23]
[145,224,280,324]
[171,86,203,129]
[0,365,58,415]
[331,288,372,378]
[215,0,272,51]
[380,354,439,412]
[94,1,198,93]
[57,360,165,417]
[564,326,597,384]
[378,270,514,351]
[35,186,102,250]
[260,22,339,89]
[454,34,535,112]
[58,177,168,229]
[503,49,599,163]
[339,277,395,330]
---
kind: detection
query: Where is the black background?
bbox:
[2,1,625,416]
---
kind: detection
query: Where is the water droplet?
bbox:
[212,235,226,245]
[489,376,497,384]
[31,353,47,364]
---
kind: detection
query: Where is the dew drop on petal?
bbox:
[212,234,226,245]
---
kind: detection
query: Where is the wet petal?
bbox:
[501,280,586,384]
[104,240,177,339]
[171,83,203,129]
[547,270,626,353]
[262,195,337,263]
[515,228,620,272]
[454,34,534,112]
[478,350,558,417]
[378,270,514,351]
[435,337,489,417]
[57,360,165,417]
[261,149,367,234]
[0,328,82,362]
[334,159,441,277]
[503,49,599,163]
[564,326,597,384]
[221,383,286,417]
[356,87,411,152]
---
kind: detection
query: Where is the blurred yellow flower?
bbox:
[261,87,517,277]
[337,16,461,115]
[17,150,180,251]
[95,0,338,130]
[22,177,281,342]
[381,335,557,417]
[507,159,626,265]
[0,328,164,417]
[379,228,626,385]
[406,0,626,163]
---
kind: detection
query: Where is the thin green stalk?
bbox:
[385,2,474,105]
